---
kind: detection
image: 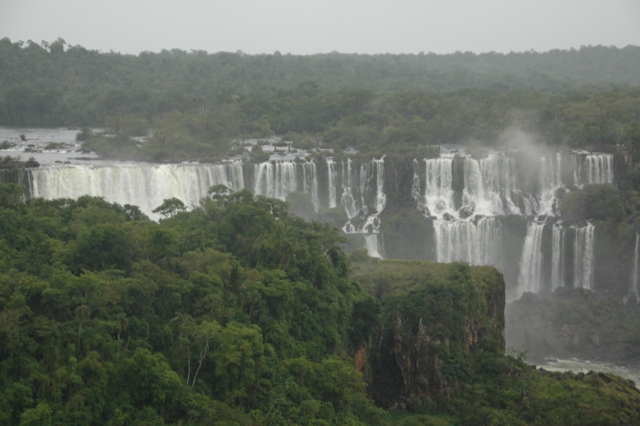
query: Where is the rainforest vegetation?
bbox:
[1,184,640,425]
[3,38,640,425]
[1,38,640,162]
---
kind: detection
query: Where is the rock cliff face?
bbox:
[506,288,640,363]
[351,259,505,408]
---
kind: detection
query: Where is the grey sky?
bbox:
[1,0,639,55]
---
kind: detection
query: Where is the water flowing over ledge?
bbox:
[0,149,616,299]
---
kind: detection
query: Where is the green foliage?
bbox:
[152,197,187,219]
[560,183,626,223]
[75,127,93,142]
[2,38,640,160]
[0,184,379,425]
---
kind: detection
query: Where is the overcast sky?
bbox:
[1,0,639,55]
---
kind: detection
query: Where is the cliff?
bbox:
[351,258,505,408]
[352,257,640,425]
[507,288,640,364]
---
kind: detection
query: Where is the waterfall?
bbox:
[539,153,564,216]
[326,158,338,208]
[302,161,319,212]
[29,163,244,220]
[372,158,386,217]
[341,158,386,235]
[411,159,424,211]
[434,217,501,266]
[517,222,545,298]
[364,234,384,259]
[462,154,520,216]
[584,153,614,184]
[572,153,614,186]
[341,159,359,219]
[625,233,640,304]
[254,160,297,200]
[572,154,582,187]
[423,157,455,218]
[551,224,566,291]
[18,148,618,296]
[573,223,595,290]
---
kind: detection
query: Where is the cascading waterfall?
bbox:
[254,160,297,200]
[341,159,359,219]
[517,222,545,298]
[573,223,595,290]
[29,163,244,220]
[326,158,338,208]
[411,159,424,211]
[462,154,521,216]
[302,161,319,211]
[539,153,564,216]
[624,233,640,304]
[17,147,613,294]
[364,234,384,259]
[339,157,386,257]
[584,153,614,184]
[423,157,455,218]
[434,217,501,266]
[573,154,582,187]
[551,224,566,291]
[253,160,320,211]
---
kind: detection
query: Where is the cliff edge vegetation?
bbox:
[0,184,639,425]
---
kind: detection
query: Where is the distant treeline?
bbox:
[1,38,640,161]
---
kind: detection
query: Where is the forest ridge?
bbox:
[2,39,640,163]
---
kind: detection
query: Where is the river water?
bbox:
[0,126,102,164]
[536,358,640,388]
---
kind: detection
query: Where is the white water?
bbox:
[340,159,359,219]
[11,144,612,269]
[574,223,595,290]
[584,153,614,185]
[20,153,388,255]
[572,152,614,187]
[434,217,501,267]
[624,233,640,304]
[29,163,244,221]
[364,234,384,259]
[254,161,297,201]
[341,157,386,235]
[551,224,566,291]
[537,358,640,389]
[462,154,520,216]
[302,161,319,211]
[538,153,564,216]
[516,222,545,298]
[423,157,455,218]
[326,158,338,208]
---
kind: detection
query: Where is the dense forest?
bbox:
[1,38,640,163]
[1,184,639,425]
[4,38,640,424]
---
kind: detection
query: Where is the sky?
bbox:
[1,0,639,55]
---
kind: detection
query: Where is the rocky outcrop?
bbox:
[351,259,505,408]
[506,288,640,364]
